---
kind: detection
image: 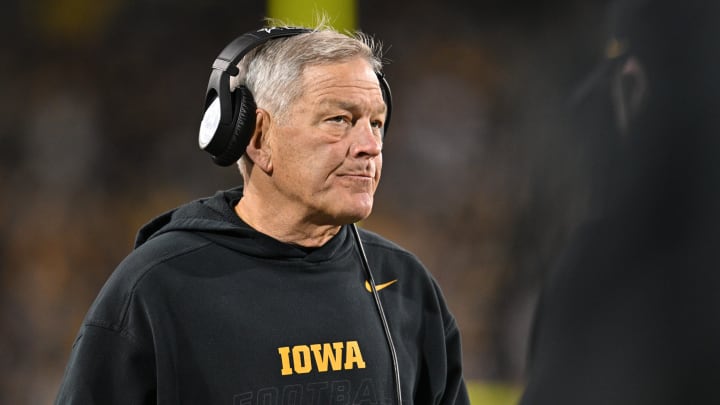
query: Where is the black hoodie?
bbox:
[54,187,469,404]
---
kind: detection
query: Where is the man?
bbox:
[520,1,720,404]
[54,22,469,404]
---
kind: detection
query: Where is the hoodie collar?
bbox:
[134,186,353,262]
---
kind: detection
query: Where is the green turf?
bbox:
[467,380,523,405]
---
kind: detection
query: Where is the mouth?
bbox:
[338,173,374,181]
[336,172,376,189]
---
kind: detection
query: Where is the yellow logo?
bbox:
[364,279,398,292]
[278,341,366,376]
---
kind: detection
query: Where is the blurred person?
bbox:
[520,0,720,404]
[54,21,469,405]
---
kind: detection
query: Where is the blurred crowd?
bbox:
[2,0,611,403]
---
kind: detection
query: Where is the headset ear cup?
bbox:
[212,86,257,166]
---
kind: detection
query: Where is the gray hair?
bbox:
[231,22,385,177]
[230,24,383,121]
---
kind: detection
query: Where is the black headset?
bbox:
[198,27,393,167]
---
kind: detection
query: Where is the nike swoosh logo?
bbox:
[365,279,398,292]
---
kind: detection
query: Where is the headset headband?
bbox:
[211,27,312,76]
[204,27,312,135]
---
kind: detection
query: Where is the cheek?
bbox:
[271,148,307,189]
[276,144,334,186]
[273,135,308,170]
[375,156,383,183]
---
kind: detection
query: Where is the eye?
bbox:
[371,119,384,129]
[327,115,349,124]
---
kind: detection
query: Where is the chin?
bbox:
[334,203,374,225]
[334,209,372,225]
[322,192,375,224]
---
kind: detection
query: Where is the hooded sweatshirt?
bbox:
[55,187,468,405]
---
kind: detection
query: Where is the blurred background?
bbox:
[1,0,614,403]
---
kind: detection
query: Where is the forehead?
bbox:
[300,58,380,93]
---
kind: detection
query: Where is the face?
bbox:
[267,57,386,226]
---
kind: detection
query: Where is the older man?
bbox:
[55,22,469,405]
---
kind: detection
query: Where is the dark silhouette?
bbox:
[520,0,720,403]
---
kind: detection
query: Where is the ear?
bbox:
[245,109,273,174]
[611,55,647,135]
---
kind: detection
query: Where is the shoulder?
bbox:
[357,226,420,262]
[112,231,213,293]
[357,227,459,328]
[356,226,435,282]
[125,230,213,271]
[84,231,212,331]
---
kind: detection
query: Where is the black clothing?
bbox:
[55,187,469,404]
[520,2,720,402]
[519,214,720,405]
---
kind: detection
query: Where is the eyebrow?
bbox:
[319,98,387,115]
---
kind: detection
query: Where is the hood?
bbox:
[134,186,352,262]
[134,186,248,248]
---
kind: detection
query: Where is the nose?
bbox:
[350,121,383,158]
